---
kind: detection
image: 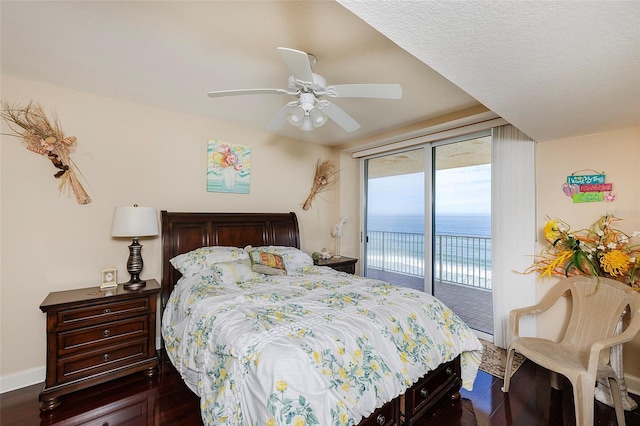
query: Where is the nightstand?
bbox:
[314,256,358,274]
[39,279,161,411]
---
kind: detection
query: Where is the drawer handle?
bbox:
[420,388,429,398]
[104,308,111,314]
[103,329,110,337]
[376,414,386,425]
[446,367,453,376]
[103,353,109,362]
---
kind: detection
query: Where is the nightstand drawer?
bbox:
[58,298,150,328]
[58,316,149,355]
[331,263,356,274]
[58,339,149,383]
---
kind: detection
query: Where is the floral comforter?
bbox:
[162,266,483,426]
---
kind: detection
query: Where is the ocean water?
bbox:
[367,214,492,288]
[367,214,491,237]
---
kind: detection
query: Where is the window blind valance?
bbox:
[350,111,507,158]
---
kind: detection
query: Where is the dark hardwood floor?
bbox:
[2,354,639,425]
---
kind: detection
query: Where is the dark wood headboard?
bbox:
[160,211,300,309]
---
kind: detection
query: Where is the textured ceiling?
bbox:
[340,0,640,143]
[2,1,638,147]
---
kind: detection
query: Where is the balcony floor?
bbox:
[366,268,493,336]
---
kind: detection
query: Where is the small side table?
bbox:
[39,280,160,411]
[314,256,358,274]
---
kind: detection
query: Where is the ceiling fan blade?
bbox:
[266,102,298,131]
[277,47,314,84]
[208,88,289,98]
[325,84,402,99]
[317,101,361,132]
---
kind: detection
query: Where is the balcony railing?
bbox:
[367,231,492,290]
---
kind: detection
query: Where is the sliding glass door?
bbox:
[433,136,492,337]
[363,133,493,338]
[364,149,427,291]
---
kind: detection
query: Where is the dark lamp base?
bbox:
[124,280,146,291]
[124,238,146,291]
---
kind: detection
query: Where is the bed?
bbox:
[160,211,483,426]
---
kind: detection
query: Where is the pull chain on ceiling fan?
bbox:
[207,47,402,132]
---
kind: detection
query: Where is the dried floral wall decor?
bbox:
[1,101,91,204]
[302,159,339,210]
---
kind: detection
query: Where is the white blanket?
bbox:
[162,266,483,426]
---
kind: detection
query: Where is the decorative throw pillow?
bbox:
[249,249,286,275]
[245,246,314,274]
[212,259,259,284]
[170,246,249,277]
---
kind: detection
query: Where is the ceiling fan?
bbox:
[207,47,402,132]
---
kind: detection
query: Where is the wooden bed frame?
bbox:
[161,211,300,310]
[160,211,461,426]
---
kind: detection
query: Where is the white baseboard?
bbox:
[474,330,494,344]
[625,373,640,396]
[0,366,45,394]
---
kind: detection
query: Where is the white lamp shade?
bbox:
[111,206,159,237]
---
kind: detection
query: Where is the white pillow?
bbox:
[170,246,249,277]
[212,259,261,285]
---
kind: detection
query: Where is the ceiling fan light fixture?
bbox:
[309,108,327,128]
[287,107,304,126]
[300,116,314,131]
[208,47,400,133]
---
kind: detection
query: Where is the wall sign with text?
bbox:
[562,172,616,203]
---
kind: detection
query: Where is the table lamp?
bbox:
[111,204,158,290]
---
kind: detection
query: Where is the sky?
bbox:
[368,164,491,216]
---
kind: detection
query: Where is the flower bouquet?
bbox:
[527,214,640,288]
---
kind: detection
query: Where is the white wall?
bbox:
[535,126,640,380]
[5,74,639,395]
[0,75,343,391]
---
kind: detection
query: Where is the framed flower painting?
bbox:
[207,140,251,194]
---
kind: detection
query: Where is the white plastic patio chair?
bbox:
[502,276,640,425]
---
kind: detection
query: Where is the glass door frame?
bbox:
[361,130,491,298]
[361,145,431,292]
